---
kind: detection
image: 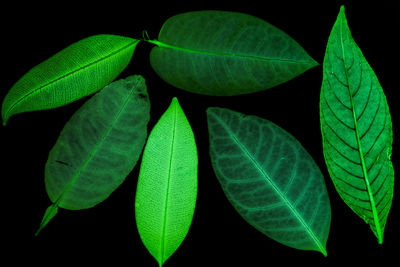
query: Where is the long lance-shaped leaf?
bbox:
[320,6,394,244]
[207,107,331,256]
[2,34,139,125]
[36,75,150,235]
[149,10,318,96]
[135,97,198,267]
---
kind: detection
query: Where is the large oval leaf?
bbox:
[320,6,394,244]
[36,75,150,235]
[135,97,198,266]
[207,107,331,255]
[2,34,139,125]
[149,10,318,96]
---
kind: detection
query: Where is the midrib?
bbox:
[339,15,383,243]
[149,39,314,64]
[160,104,177,266]
[213,114,326,255]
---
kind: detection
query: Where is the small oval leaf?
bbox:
[150,10,318,96]
[36,75,150,234]
[2,34,139,125]
[207,107,331,255]
[135,97,198,266]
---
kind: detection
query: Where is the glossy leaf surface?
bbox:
[135,97,198,266]
[2,34,139,125]
[207,107,331,255]
[149,10,318,96]
[320,6,394,244]
[36,75,150,234]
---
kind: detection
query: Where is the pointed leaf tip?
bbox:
[171,97,179,105]
[35,204,59,236]
[169,97,182,112]
[321,248,328,257]
[338,5,347,22]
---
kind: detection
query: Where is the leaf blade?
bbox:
[2,35,139,125]
[207,107,331,255]
[135,97,198,266]
[150,10,318,96]
[320,6,394,243]
[37,75,150,233]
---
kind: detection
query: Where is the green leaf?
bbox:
[320,6,394,244]
[149,10,318,96]
[207,107,331,256]
[2,34,139,125]
[135,97,198,267]
[36,75,150,235]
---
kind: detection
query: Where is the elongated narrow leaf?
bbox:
[207,107,331,255]
[149,10,318,96]
[320,6,394,244]
[36,75,150,235]
[2,34,139,125]
[135,97,198,267]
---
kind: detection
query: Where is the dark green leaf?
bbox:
[36,75,150,235]
[207,107,331,255]
[149,11,318,96]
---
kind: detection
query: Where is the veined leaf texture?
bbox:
[135,98,198,267]
[36,75,150,235]
[320,6,394,243]
[149,10,318,96]
[207,108,331,255]
[2,34,139,125]
[1,3,395,262]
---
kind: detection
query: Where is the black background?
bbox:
[1,0,398,266]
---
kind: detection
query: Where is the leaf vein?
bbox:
[322,90,355,130]
[360,89,382,140]
[326,152,364,179]
[152,40,316,64]
[351,60,363,97]
[323,75,352,111]
[321,111,358,151]
[355,78,372,121]
[324,135,360,166]
[7,40,138,117]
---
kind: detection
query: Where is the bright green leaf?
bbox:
[135,97,198,267]
[149,10,318,96]
[207,107,331,255]
[320,6,394,244]
[2,34,139,125]
[36,75,150,235]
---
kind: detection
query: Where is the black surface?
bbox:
[1,1,398,266]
